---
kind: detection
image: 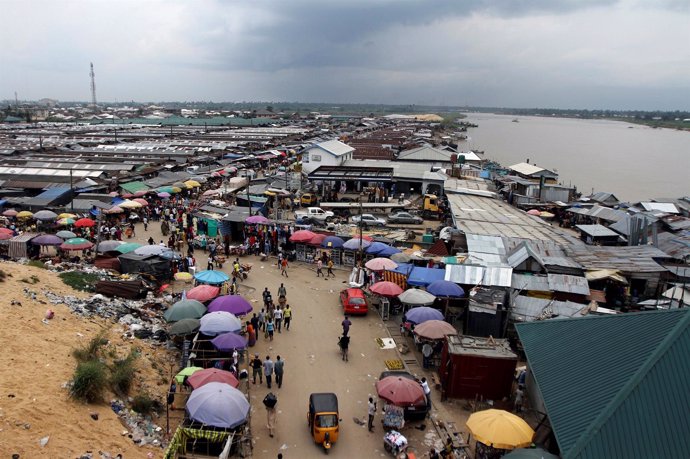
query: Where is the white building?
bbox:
[301,139,355,174]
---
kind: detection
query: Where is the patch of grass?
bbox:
[26,260,47,269]
[131,393,157,415]
[110,349,139,396]
[59,271,100,292]
[70,360,108,403]
[72,331,108,363]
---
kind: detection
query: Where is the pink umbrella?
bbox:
[104,206,124,214]
[0,233,12,241]
[133,198,149,206]
[527,209,541,216]
[365,257,398,271]
[108,191,119,197]
[290,230,316,243]
[186,285,221,302]
[133,190,148,197]
[121,193,134,198]
[370,281,404,297]
[2,209,18,217]
[308,233,327,246]
[203,189,221,197]
[413,320,457,340]
[187,368,240,389]
[158,192,171,198]
[0,227,13,235]
[245,215,269,224]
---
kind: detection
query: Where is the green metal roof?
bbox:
[516,309,690,459]
[119,181,149,194]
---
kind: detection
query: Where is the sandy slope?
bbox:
[0,261,171,458]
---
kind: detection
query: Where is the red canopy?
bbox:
[74,218,96,228]
[186,285,221,302]
[187,368,240,389]
[375,376,426,406]
[290,230,316,243]
[308,233,327,246]
[370,281,404,297]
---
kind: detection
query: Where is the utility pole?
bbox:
[89,63,97,110]
[69,169,74,211]
[246,175,252,216]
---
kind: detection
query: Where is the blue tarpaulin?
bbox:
[387,263,414,276]
[407,267,446,287]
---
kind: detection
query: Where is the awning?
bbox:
[308,166,394,182]
[585,269,628,284]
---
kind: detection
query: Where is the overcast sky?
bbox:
[2,0,689,110]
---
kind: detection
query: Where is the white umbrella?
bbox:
[398,288,437,306]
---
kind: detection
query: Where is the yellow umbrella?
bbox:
[119,200,142,209]
[184,180,201,188]
[17,211,34,219]
[58,213,77,219]
[174,272,193,282]
[170,186,182,194]
[466,409,534,450]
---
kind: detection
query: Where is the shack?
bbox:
[439,335,517,401]
[117,253,172,282]
[575,224,621,246]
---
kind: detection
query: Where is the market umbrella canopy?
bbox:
[370,281,404,297]
[119,199,142,209]
[398,289,436,306]
[184,180,201,188]
[0,227,14,235]
[116,242,142,254]
[2,209,18,217]
[308,233,327,246]
[365,257,398,271]
[57,217,75,225]
[202,189,221,197]
[375,376,426,406]
[466,409,535,450]
[527,209,541,216]
[58,213,77,219]
[343,237,372,250]
[208,295,253,316]
[0,232,13,240]
[187,368,240,389]
[96,240,123,253]
[322,236,344,248]
[290,229,317,243]
[245,215,269,224]
[164,299,207,322]
[413,320,457,340]
[194,270,230,285]
[426,280,465,298]
[390,252,412,264]
[185,382,250,428]
[135,245,168,256]
[168,318,201,336]
[74,217,96,228]
[56,230,77,239]
[104,206,124,214]
[133,198,149,206]
[31,234,64,246]
[175,366,203,383]
[17,211,34,219]
[133,190,148,197]
[199,311,242,336]
[186,284,220,302]
[157,192,171,198]
[33,210,58,221]
[174,272,193,281]
[60,237,94,251]
[211,332,249,351]
[405,306,444,324]
[503,447,559,459]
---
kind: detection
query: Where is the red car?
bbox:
[340,288,368,315]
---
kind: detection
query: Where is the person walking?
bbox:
[367,397,377,432]
[277,283,287,298]
[251,354,263,385]
[263,393,277,438]
[258,308,266,332]
[280,257,289,277]
[143,216,148,231]
[327,258,335,277]
[341,316,352,337]
[316,259,324,277]
[514,385,524,414]
[422,341,433,369]
[263,355,274,389]
[274,307,283,333]
[266,318,275,341]
[283,305,292,331]
[338,334,350,362]
[274,355,285,388]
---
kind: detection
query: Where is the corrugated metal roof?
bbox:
[511,296,586,322]
[516,309,690,459]
[397,146,452,161]
[576,224,619,237]
[466,234,506,255]
[640,202,679,214]
[512,273,550,292]
[309,139,354,157]
[445,264,512,287]
[507,242,545,268]
[566,245,670,274]
[547,274,590,295]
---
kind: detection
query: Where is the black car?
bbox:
[378,371,429,421]
[387,212,423,225]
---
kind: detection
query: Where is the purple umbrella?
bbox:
[426,280,465,298]
[207,295,253,316]
[405,306,444,325]
[245,215,269,224]
[185,382,250,428]
[31,234,64,246]
[211,332,248,351]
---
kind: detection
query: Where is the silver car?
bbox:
[387,212,423,225]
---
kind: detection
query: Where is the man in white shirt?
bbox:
[420,377,432,415]
[274,307,283,333]
[367,397,377,432]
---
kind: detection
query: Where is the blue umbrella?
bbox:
[211,332,248,351]
[158,250,182,261]
[321,236,344,249]
[376,245,401,257]
[185,382,250,428]
[200,311,242,336]
[365,241,399,255]
[343,237,372,250]
[208,295,253,316]
[426,280,465,298]
[405,306,444,324]
[194,270,230,285]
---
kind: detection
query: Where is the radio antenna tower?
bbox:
[89,62,97,109]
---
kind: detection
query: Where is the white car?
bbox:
[351,214,386,227]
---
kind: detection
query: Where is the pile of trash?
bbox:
[110,400,165,449]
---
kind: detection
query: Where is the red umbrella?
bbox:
[121,193,134,198]
[290,230,316,243]
[370,281,404,297]
[186,284,221,302]
[375,376,426,406]
[0,232,12,240]
[0,227,14,235]
[308,233,327,246]
[74,218,96,228]
[133,198,149,206]
[187,368,239,389]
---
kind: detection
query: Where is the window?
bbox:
[311,154,322,162]
[316,414,337,428]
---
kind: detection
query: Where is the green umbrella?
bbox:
[503,448,559,459]
[157,186,175,194]
[164,299,207,322]
[115,242,142,254]
[169,318,201,336]
[175,366,203,383]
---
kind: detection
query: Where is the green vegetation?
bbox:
[109,349,139,396]
[26,260,47,269]
[70,360,108,403]
[131,393,158,415]
[59,271,100,292]
[72,331,109,363]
